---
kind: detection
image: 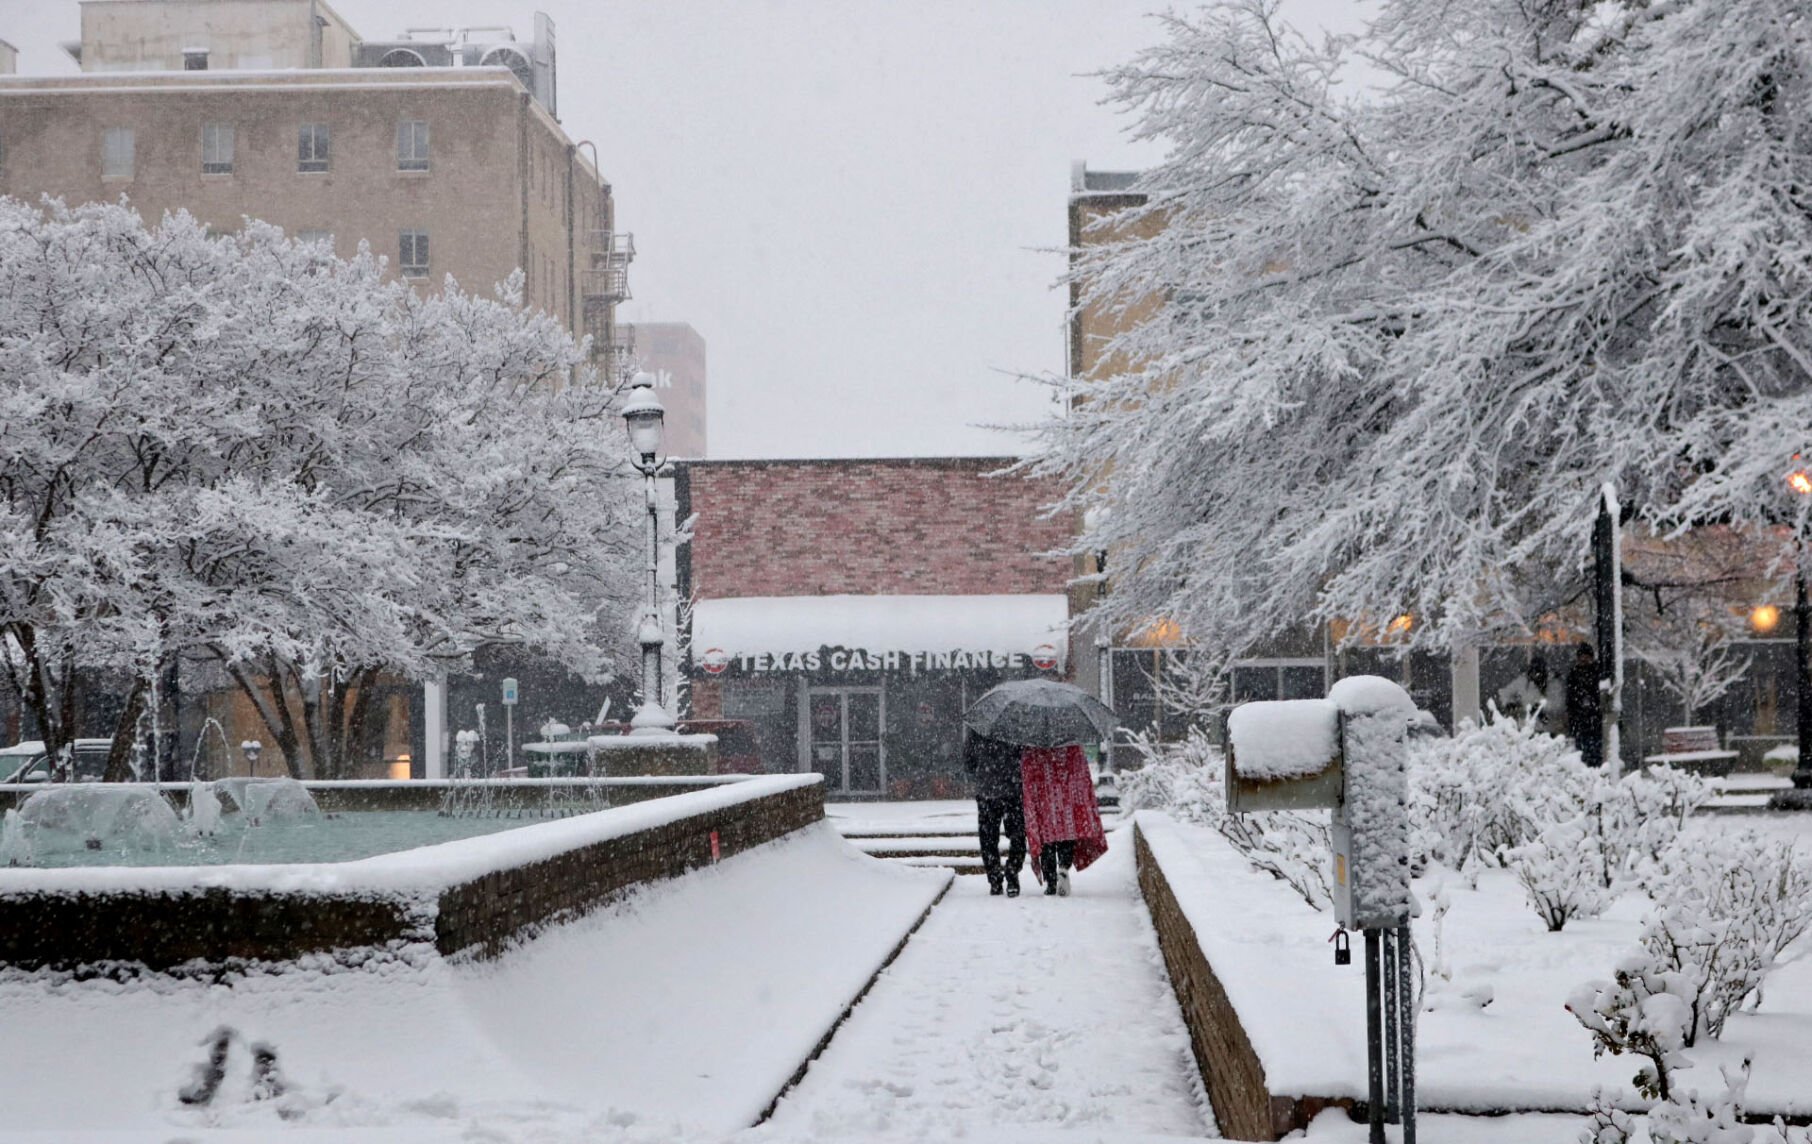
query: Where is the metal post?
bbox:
[1592,487,1624,773]
[646,468,662,706]
[1365,928,1385,1144]
[505,704,514,774]
[1398,922,1417,1144]
[1796,561,1811,790]
[1382,928,1400,1123]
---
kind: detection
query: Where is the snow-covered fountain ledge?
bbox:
[0,773,822,973]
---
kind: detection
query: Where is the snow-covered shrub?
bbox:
[1408,708,1590,876]
[1125,728,1332,911]
[1568,953,1694,1101]
[1585,1061,1812,1144]
[1581,1089,1636,1144]
[1587,765,1715,891]
[1508,816,1613,931]
[1619,766,1715,874]
[1639,832,1812,1044]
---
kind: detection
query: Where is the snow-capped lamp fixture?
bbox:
[622,372,676,736]
[240,740,262,773]
[621,371,666,467]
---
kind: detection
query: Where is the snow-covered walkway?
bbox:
[759,825,1216,1143]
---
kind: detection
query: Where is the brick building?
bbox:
[675,458,1077,797]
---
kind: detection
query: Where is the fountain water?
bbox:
[215,777,320,821]
[189,718,233,782]
[0,808,32,867]
[17,786,182,857]
[188,780,224,836]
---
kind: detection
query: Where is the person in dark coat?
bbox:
[963,730,1026,896]
[1565,643,1603,767]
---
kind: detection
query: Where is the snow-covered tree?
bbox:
[1039,0,1812,661]
[0,198,642,778]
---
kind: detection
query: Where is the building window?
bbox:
[297,123,329,173]
[396,120,430,172]
[399,230,430,278]
[183,47,209,71]
[101,127,135,180]
[201,122,234,174]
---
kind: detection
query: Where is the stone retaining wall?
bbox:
[1134,822,1349,1140]
[0,777,823,973]
[436,780,823,958]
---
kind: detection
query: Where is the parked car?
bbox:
[1,739,123,783]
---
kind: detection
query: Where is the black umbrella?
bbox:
[963,679,1118,748]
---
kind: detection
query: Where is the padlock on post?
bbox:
[1331,927,1352,966]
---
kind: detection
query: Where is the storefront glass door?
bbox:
[806,687,885,794]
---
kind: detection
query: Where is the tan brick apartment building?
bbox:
[0,0,633,378]
[675,458,1077,797]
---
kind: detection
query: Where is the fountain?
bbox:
[188,718,233,782]
[0,809,32,867]
[188,780,224,837]
[215,777,321,821]
[17,785,182,857]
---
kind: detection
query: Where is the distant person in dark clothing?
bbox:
[964,731,1026,897]
[1565,643,1603,767]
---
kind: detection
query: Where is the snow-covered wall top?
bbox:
[1227,699,1339,781]
[0,773,820,897]
[691,594,1068,661]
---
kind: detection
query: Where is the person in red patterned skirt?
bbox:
[1019,744,1108,896]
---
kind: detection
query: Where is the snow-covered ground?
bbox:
[1138,810,1812,1118]
[758,827,1214,1142]
[0,823,948,1142]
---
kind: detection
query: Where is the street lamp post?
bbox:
[622,372,675,736]
[1772,464,1812,809]
[1791,466,1812,791]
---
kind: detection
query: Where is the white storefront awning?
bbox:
[691,594,1069,673]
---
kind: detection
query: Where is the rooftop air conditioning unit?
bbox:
[353,14,556,114]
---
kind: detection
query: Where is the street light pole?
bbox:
[1773,464,1812,809]
[622,372,675,736]
[1795,549,1811,790]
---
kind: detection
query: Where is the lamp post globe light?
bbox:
[622,372,676,736]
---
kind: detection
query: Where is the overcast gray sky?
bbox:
[2,0,1369,459]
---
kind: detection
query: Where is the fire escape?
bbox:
[583,230,636,382]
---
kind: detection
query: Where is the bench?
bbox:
[1644,725,1738,778]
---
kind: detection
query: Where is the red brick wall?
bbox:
[683,459,1074,599]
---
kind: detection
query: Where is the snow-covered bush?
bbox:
[1408,709,1590,876]
[1639,833,1812,1044]
[1568,953,1694,1101]
[1508,817,1613,932]
[1408,711,1710,925]
[1125,729,1332,911]
[1582,1062,1811,1144]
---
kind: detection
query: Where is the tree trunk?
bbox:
[102,675,150,782]
[225,659,305,779]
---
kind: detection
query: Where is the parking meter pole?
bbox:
[1383,928,1400,1123]
[1366,927,1385,1144]
[1399,922,1418,1144]
[506,706,513,774]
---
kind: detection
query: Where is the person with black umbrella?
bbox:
[964,679,1116,898]
[963,729,1025,896]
